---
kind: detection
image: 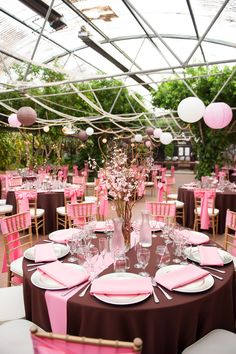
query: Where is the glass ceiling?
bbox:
[0,0,235,137]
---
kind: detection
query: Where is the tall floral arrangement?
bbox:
[104,147,150,247]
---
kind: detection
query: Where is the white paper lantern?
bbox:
[86,127,94,136]
[134,134,143,143]
[160,132,173,145]
[153,128,162,138]
[177,97,205,123]
[43,125,49,132]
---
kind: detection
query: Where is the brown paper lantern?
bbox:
[17,107,37,126]
[77,130,88,142]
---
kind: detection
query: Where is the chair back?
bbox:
[8,176,23,188]
[193,189,216,230]
[224,209,236,255]
[1,212,32,272]
[31,326,142,354]
[15,190,38,213]
[64,187,84,205]
[146,202,176,222]
[67,202,97,227]
[73,165,78,176]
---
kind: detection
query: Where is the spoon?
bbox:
[152,278,173,300]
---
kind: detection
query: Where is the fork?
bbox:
[79,282,92,297]
[152,287,159,303]
[152,278,172,300]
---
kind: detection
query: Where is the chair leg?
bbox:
[212,216,215,240]
[42,215,45,237]
[35,218,39,241]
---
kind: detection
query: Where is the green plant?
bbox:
[152,66,236,178]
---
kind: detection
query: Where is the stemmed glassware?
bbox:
[88,216,97,239]
[156,245,170,268]
[85,245,99,279]
[137,248,150,277]
[67,234,79,262]
[98,237,108,268]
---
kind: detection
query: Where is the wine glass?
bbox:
[137,248,150,277]
[67,234,78,262]
[85,245,99,279]
[98,237,108,268]
[134,243,142,269]
[88,216,97,239]
[156,245,170,268]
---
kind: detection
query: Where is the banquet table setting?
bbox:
[22,223,236,354]
[6,181,84,234]
[178,181,236,234]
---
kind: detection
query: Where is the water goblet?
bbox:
[85,245,99,279]
[137,248,150,277]
[88,216,97,239]
[98,237,108,268]
[67,234,79,263]
[156,245,170,268]
[134,243,142,269]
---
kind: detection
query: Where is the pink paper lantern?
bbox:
[17,107,37,126]
[145,140,152,148]
[203,102,232,129]
[8,113,21,128]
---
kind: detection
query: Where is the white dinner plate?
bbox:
[93,273,151,305]
[170,230,209,245]
[49,228,78,243]
[31,263,86,290]
[133,220,164,232]
[156,265,214,293]
[95,221,114,233]
[185,247,233,265]
[24,243,70,261]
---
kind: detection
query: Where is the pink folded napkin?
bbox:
[49,229,76,244]
[90,277,153,296]
[198,246,224,266]
[34,243,57,263]
[155,264,209,291]
[38,261,89,288]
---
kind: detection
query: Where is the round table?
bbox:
[23,236,235,354]
[6,190,64,234]
[178,187,236,234]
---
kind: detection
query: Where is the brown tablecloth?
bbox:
[23,236,235,354]
[178,187,236,234]
[6,190,64,234]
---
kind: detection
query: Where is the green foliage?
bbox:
[0,64,146,170]
[152,66,236,178]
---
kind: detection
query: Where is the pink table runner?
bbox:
[45,253,113,334]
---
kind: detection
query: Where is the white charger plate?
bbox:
[133,220,164,232]
[93,273,151,305]
[31,263,86,290]
[156,265,214,293]
[49,228,78,243]
[24,243,69,261]
[95,221,114,233]
[185,247,232,265]
[170,230,209,245]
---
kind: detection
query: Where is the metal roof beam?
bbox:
[61,0,151,88]
[184,0,231,66]
[186,0,206,63]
